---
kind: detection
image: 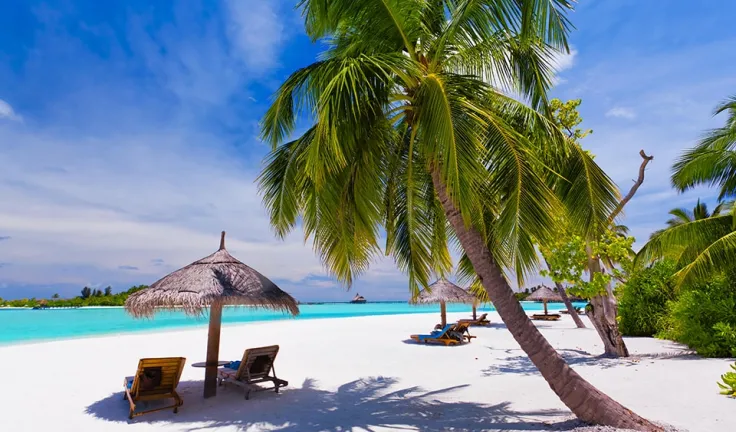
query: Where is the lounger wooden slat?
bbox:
[123,357,186,420]
[217,345,288,400]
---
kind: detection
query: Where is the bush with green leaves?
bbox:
[718,363,736,397]
[659,274,736,357]
[617,260,677,337]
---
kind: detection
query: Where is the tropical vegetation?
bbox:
[0,285,147,308]
[718,363,736,397]
[257,0,659,429]
[617,260,677,337]
[638,95,736,285]
[623,95,736,361]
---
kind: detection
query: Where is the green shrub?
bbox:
[718,363,736,397]
[617,260,677,337]
[659,275,736,358]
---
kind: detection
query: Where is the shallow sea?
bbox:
[0,301,587,345]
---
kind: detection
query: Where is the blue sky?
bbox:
[0,1,735,301]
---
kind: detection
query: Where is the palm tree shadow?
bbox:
[482,348,701,376]
[86,376,581,431]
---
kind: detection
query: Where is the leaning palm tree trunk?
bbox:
[544,259,585,328]
[431,168,660,430]
[557,281,586,328]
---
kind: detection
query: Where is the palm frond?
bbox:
[671,95,736,200]
[636,215,733,270]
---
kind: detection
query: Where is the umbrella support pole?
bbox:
[543,300,548,315]
[440,301,447,327]
[204,302,224,398]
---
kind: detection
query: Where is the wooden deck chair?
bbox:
[459,313,490,326]
[123,357,185,420]
[453,321,476,342]
[531,313,561,321]
[217,345,288,400]
[559,308,584,315]
[410,323,462,346]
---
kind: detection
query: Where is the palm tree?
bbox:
[639,96,736,283]
[652,199,729,234]
[672,95,736,200]
[258,1,658,429]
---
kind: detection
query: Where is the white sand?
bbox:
[0,312,732,432]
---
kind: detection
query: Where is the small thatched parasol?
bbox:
[525,286,562,315]
[125,231,299,398]
[409,278,476,327]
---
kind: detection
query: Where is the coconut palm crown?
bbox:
[259,0,619,295]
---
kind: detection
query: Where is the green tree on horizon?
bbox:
[257,1,656,429]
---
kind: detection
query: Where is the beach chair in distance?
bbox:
[217,345,288,400]
[123,357,185,420]
[452,321,476,342]
[411,323,462,346]
[459,313,490,326]
[531,313,562,321]
[559,307,584,315]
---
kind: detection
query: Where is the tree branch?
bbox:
[609,150,654,223]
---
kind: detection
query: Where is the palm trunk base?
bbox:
[588,295,629,357]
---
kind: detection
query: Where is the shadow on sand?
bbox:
[482,348,702,376]
[86,376,581,431]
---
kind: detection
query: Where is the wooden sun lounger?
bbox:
[123,357,185,420]
[411,323,457,345]
[559,308,585,315]
[411,322,472,345]
[459,313,490,326]
[531,313,562,321]
[217,345,288,400]
[453,321,476,342]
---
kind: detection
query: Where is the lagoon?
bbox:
[0,301,586,345]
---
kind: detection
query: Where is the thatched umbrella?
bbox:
[125,232,299,398]
[409,278,476,327]
[525,286,562,315]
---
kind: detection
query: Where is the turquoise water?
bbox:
[0,301,587,345]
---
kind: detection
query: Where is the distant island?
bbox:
[0,285,148,308]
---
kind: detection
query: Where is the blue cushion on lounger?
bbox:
[126,378,134,389]
[225,361,241,370]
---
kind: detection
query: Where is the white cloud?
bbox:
[0,99,21,122]
[605,107,637,119]
[550,48,578,73]
[549,48,577,86]
[225,0,288,71]
[0,126,334,285]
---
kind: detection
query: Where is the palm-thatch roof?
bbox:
[125,233,299,318]
[525,286,562,302]
[410,279,476,304]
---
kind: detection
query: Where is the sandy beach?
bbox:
[0,312,732,432]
